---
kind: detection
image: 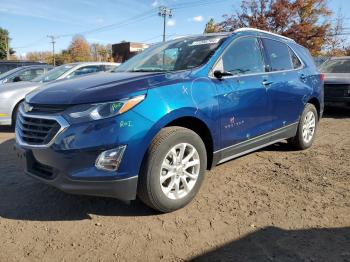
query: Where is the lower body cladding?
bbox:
[14,143,138,200]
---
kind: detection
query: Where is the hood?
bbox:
[0,81,41,93]
[323,73,350,85]
[26,71,191,105]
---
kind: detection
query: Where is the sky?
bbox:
[0,0,350,57]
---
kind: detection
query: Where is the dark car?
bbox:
[320,57,350,107]
[0,65,53,84]
[15,28,324,212]
[0,60,47,75]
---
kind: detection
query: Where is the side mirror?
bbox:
[213,70,233,79]
[13,76,22,82]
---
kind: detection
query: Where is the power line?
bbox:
[12,0,231,51]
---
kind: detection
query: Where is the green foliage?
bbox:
[0,27,15,60]
[204,18,219,33]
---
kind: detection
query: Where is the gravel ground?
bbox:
[0,107,349,262]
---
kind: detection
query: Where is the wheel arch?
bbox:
[11,98,24,125]
[307,97,321,120]
[165,116,214,170]
[139,108,218,173]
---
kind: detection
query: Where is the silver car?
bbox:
[0,62,119,126]
[0,65,53,84]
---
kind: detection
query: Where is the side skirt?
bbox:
[213,123,298,166]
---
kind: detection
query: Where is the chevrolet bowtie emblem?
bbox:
[24,103,33,113]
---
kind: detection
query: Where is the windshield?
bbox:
[0,67,21,79]
[115,35,227,72]
[320,59,350,73]
[31,64,75,82]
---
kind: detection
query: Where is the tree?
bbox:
[68,35,92,62]
[26,51,52,63]
[54,50,72,65]
[204,18,219,33]
[90,43,113,62]
[210,0,335,55]
[0,27,15,60]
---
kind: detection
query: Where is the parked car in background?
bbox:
[0,60,47,74]
[320,57,350,107]
[0,62,119,126]
[314,56,329,68]
[14,29,323,212]
[0,65,53,84]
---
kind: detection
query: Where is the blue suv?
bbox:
[15,28,324,212]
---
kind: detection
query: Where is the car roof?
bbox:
[171,28,295,43]
[328,56,350,60]
[66,62,119,66]
[234,28,295,42]
[15,64,52,69]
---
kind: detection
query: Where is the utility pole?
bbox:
[47,35,57,66]
[158,6,173,42]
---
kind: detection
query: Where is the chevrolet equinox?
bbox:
[15,28,324,212]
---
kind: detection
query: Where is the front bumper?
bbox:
[14,105,156,201]
[14,143,138,200]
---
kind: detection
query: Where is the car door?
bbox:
[10,68,44,82]
[261,38,309,130]
[212,36,272,150]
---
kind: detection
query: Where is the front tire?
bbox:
[138,126,207,213]
[289,103,318,150]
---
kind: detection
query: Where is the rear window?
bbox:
[320,59,350,73]
[262,38,293,71]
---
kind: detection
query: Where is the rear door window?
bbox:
[262,38,293,71]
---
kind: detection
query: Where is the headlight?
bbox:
[64,95,145,124]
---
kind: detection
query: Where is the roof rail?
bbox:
[234,27,295,42]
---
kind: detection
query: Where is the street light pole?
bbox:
[158,6,173,42]
[47,35,57,66]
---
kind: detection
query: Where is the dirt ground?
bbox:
[0,107,349,262]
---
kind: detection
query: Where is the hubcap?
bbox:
[302,111,316,144]
[160,143,200,200]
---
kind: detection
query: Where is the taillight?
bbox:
[320,73,325,81]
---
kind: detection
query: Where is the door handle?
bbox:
[262,80,273,87]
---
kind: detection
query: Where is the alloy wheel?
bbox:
[160,143,200,200]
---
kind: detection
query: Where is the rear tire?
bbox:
[137,126,207,213]
[289,103,318,150]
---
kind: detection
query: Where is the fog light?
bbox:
[95,146,126,172]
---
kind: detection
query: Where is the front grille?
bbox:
[324,84,350,98]
[17,112,61,145]
[27,103,70,114]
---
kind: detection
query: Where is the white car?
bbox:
[0,62,119,126]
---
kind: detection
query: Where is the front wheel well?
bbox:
[165,117,214,170]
